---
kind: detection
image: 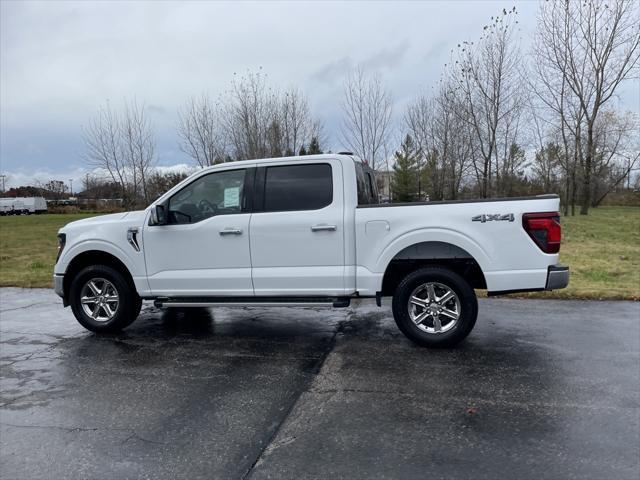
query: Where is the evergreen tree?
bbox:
[298,145,307,156]
[391,135,419,202]
[307,136,322,154]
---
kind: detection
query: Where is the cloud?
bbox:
[361,39,410,71]
[1,0,637,179]
[2,164,196,190]
[312,57,354,83]
[312,39,410,83]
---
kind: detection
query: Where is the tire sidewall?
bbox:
[69,265,137,333]
[392,267,478,348]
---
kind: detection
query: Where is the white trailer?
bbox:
[0,198,23,215]
[0,197,47,215]
[0,198,12,215]
[22,197,48,214]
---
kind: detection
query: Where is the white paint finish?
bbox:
[354,196,561,292]
[143,213,253,296]
[55,153,566,301]
[365,220,390,236]
[355,266,383,297]
[250,266,347,296]
[249,159,346,296]
[341,158,358,293]
[54,210,151,295]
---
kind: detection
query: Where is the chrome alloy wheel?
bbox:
[407,282,461,334]
[80,278,120,322]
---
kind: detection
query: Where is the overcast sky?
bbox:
[1,0,638,188]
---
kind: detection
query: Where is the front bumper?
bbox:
[53,274,64,298]
[545,264,570,290]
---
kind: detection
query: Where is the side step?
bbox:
[154,296,351,309]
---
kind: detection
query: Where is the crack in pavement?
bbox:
[0,422,168,446]
[0,301,58,313]
[240,311,351,480]
[0,344,61,367]
[305,388,634,411]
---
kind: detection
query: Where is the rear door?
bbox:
[249,160,345,296]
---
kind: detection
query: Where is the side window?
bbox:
[355,162,379,205]
[355,163,370,205]
[365,170,379,204]
[168,169,246,224]
[263,164,332,212]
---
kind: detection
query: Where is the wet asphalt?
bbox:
[0,287,638,480]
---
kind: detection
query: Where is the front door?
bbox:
[143,167,254,296]
[249,161,345,296]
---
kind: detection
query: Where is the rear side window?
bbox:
[355,162,379,205]
[365,171,379,204]
[263,164,333,212]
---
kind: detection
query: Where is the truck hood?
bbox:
[63,210,147,230]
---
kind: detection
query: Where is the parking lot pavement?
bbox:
[0,288,638,479]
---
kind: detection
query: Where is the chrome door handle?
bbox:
[219,228,242,235]
[311,224,337,232]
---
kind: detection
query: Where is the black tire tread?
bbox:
[391,266,478,348]
[69,265,140,333]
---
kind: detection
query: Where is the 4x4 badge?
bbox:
[472,213,515,223]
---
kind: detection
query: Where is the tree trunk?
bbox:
[570,167,577,216]
[580,128,593,215]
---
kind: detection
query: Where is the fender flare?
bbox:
[375,227,492,275]
[59,239,140,278]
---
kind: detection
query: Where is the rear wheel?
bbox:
[392,267,478,348]
[69,265,140,333]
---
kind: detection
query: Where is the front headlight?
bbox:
[56,233,66,262]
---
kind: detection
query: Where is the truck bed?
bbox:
[353,194,562,295]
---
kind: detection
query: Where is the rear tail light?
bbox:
[522,212,561,253]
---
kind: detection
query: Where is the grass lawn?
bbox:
[0,213,99,288]
[0,207,638,299]
[522,206,639,300]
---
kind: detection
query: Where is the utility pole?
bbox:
[0,175,5,193]
[69,179,73,196]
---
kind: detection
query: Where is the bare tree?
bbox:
[122,101,155,203]
[213,70,322,161]
[280,87,313,156]
[339,66,393,171]
[177,94,227,167]
[221,70,280,160]
[590,109,640,206]
[83,100,156,209]
[453,7,525,198]
[535,0,640,214]
[83,102,130,205]
[405,82,473,200]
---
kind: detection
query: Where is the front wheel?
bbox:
[392,267,478,348]
[69,265,141,333]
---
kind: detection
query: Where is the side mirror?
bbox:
[150,204,168,226]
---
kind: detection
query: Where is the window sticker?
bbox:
[224,187,240,207]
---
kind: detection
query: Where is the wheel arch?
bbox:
[379,239,487,296]
[63,250,137,305]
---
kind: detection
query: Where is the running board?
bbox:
[154,296,351,309]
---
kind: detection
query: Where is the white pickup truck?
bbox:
[54,154,568,347]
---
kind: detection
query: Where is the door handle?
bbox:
[311,224,337,232]
[219,228,243,235]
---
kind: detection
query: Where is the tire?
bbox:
[392,267,478,348]
[69,265,141,333]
